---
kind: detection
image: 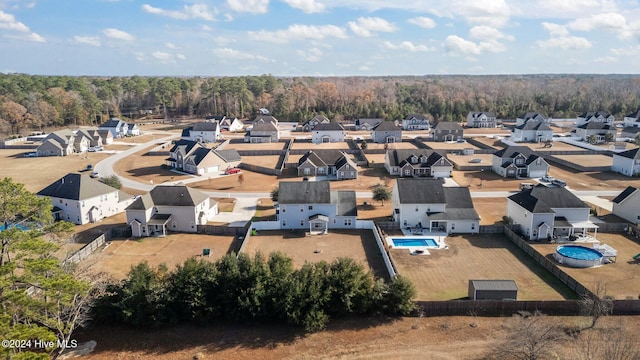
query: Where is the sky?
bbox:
[2,0,640,76]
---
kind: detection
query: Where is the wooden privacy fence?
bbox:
[63,234,106,265]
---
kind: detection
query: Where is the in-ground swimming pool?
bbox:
[0,223,28,232]
[392,238,438,247]
[554,245,603,268]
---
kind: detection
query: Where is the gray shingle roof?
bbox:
[251,122,278,132]
[434,122,463,131]
[298,150,347,167]
[404,114,428,121]
[518,112,547,121]
[579,110,612,119]
[493,146,535,158]
[356,118,384,126]
[99,118,126,128]
[37,173,123,201]
[395,178,446,204]
[278,181,331,204]
[515,120,552,131]
[386,149,448,167]
[214,149,241,162]
[126,185,210,210]
[186,148,212,165]
[193,122,218,132]
[615,147,640,159]
[612,186,638,204]
[470,280,518,291]
[508,185,588,213]
[313,122,344,131]
[576,122,612,130]
[331,190,357,216]
[373,121,401,131]
[170,139,202,154]
[625,110,640,119]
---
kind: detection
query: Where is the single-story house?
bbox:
[392,178,480,234]
[37,173,133,225]
[276,180,357,231]
[126,185,218,237]
[612,186,640,225]
[297,150,357,180]
[384,149,452,178]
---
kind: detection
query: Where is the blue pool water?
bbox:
[556,245,602,261]
[0,223,28,232]
[392,238,438,247]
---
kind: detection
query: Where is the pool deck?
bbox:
[386,231,449,255]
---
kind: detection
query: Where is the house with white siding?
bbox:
[492,146,549,178]
[244,122,279,143]
[401,114,430,130]
[181,121,221,143]
[576,111,614,127]
[302,115,331,132]
[467,112,497,128]
[507,185,597,241]
[99,118,130,138]
[276,181,357,232]
[574,122,616,143]
[311,122,345,143]
[512,120,553,143]
[126,185,218,237]
[612,147,640,177]
[612,186,640,225]
[37,173,133,225]
[623,110,640,128]
[371,121,402,143]
[391,178,480,234]
[516,112,547,126]
[384,149,452,178]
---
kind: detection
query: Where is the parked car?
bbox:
[23,152,38,157]
[225,167,241,175]
[541,175,554,182]
[87,147,97,152]
[551,179,567,187]
[90,171,99,178]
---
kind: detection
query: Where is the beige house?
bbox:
[183,148,242,175]
[37,173,133,225]
[126,185,218,237]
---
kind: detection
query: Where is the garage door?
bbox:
[207,166,219,173]
[432,170,451,178]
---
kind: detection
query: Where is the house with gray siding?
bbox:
[384,149,452,178]
[576,110,614,127]
[276,181,357,232]
[431,122,464,142]
[99,118,130,138]
[492,146,549,178]
[126,185,218,237]
[371,121,402,143]
[391,178,480,234]
[354,118,383,131]
[297,150,357,180]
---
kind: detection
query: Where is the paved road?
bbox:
[95,135,623,226]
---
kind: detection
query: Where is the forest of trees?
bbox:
[2,73,640,136]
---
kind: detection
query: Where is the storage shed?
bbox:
[468,280,518,300]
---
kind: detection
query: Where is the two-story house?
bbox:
[297,150,357,180]
[302,115,331,132]
[512,120,553,143]
[167,139,203,171]
[467,112,497,128]
[612,147,640,177]
[312,122,345,143]
[574,122,616,143]
[36,130,80,157]
[371,121,402,143]
[516,112,547,126]
[492,146,549,178]
[276,181,357,232]
[612,186,640,225]
[37,173,133,225]
[623,110,640,128]
[126,185,218,237]
[181,121,221,143]
[576,111,614,127]
[401,114,431,131]
[384,149,453,178]
[431,122,464,142]
[244,122,279,143]
[76,129,102,148]
[507,185,598,241]
[183,148,242,175]
[392,178,480,234]
[355,118,384,131]
[253,113,278,126]
[99,118,129,138]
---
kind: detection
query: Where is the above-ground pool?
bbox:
[391,238,438,248]
[554,245,603,268]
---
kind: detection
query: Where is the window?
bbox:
[416,207,419,212]
[308,206,313,210]
[344,219,352,226]
[282,206,286,213]
[471,223,475,230]
[451,223,455,230]
[282,220,287,227]
[304,168,311,175]
[300,220,304,226]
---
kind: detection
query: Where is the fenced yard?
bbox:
[390,233,576,301]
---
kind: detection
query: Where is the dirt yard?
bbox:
[356,199,392,221]
[447,154,494,168]
[464,127,512,136]
[0,148,111,192]
[223,140,286,151]
[365,141,418,150]
[241,229,389,279]
[469,136,504,149]
[530,233,640,299]
[517,140,588,152]
[472,197,508,225]
[451,170,524,191]
[548,163,640,190]
[364,153,386,165]
[290,141,350,150]
[241,155,281,168]
[391,233,575,301]
[83,234,236,280]
[421,140,481,150]
[552,154,612,167]
[112,145,193,184]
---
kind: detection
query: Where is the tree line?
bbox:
[2,74,640,135]
[93,254,416,332]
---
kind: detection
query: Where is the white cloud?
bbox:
[594,55,617,63]
[249,24,348,43]
[451,0,511,27]
[611,45,640,56]
[176,53,186,60]
[142,4,217,21]
[202,25,214,31]
[213,36,234,45]
[74,35,101,47]
[348,17,397,37]
[443,35,505,55]
[297,47,323,62]
[541,22,569,37]
[469,26,513,41]
[568,12,626,32]
[214,47,272,62]
[407,16,436,29]
[0,10,29,32]
[224,13,234,22]
[103,28,135,41]
[533,0,618,17]
[152,51,172,61]
[284,0,325,13]
[165,42,177,49]
[226,0,269,14]
[382,41,433,52]
[537,36,592,50]
[25,32,45,43]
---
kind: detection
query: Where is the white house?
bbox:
[244,122,279,143]
[512,120,553,143]
[213,116,244,132]
[623,110,640,128]
[276,181,357,232]
[37,173,133,225]
[612,186,640,225]
[576,111,614,127]
[467,112,497,128]
[302,115,331,132]
[311,122,345,143]
[126,185,218,237]
[574,122,616,143]
[611,147,640,177]
[98,118,129,138]
[516,112,547,126]
[384,149,453,178]
[392,178,480,234]
[128,123,141,136]
[371,121,402,143]
[492,146,550,178]
[507,185,597,241]
[181,122,220,143]
[401,114,430,130]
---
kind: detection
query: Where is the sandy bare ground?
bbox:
[421,141,481,150]
[112,144,193,184]
[548,163,640,190]
[290,141,350,150]
[447,153,494,168]
[241,155,281,168]
[553,154,613,167]
[391,233,576,301]
[472,197,508,225]
[223,141,287,151]
[464,128,512,135]
[451,170,524,191]
[82,234,236,280]
[241,230,389,280]
[365,142,418,150]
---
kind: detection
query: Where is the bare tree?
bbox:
[579,282,614,329]
[495,312,564,360]
[575,324,640,360]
